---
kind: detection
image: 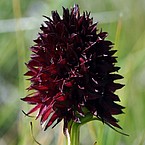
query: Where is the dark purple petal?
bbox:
[41,107,53,123]
[27,104,42,115]
[44,113,58,130]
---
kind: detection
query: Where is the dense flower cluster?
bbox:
[22,5,124,132]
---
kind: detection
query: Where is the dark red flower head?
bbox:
[22,4,125,132]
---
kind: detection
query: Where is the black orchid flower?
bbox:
[22,4,125,134]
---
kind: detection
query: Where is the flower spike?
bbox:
[22,5,125,134]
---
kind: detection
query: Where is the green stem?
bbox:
[65,112,99,145]
[68,113,95,145]
[65,128,71,145]
[70,122,80,145]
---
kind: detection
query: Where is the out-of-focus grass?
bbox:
[0,0,145,145]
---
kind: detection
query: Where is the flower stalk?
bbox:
[68,113,95,145]
[65,128,71,145]
[70,122,80,145]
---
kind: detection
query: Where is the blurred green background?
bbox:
[0,0,145,145]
